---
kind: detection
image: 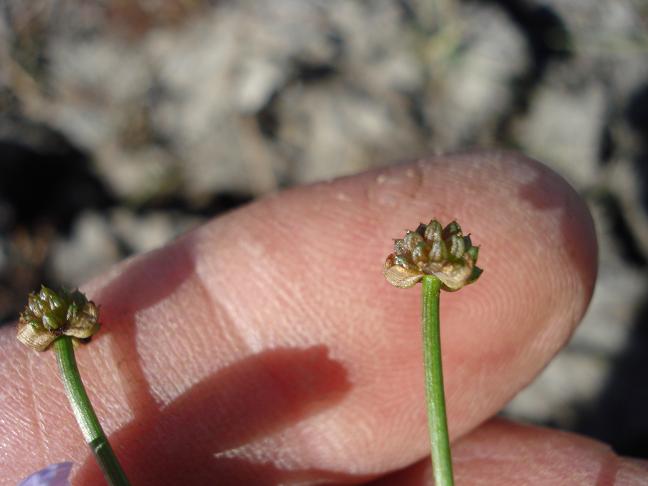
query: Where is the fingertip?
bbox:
[371,419,648,486]
[0,150,601,484]
[453,419,643,486]
[340,150,598,435]
[617,458,648,484]
[197,149,600,461]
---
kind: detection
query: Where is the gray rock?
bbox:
[423,2,527,149]
[506,200,646,429]
[514,81,606,189]
[110,208,202,254]
[47,211,120,287]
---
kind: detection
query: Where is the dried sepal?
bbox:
[427,258,474,291]
[384,254,425,288]
[17,286,100,352]
[384,219,482,291]
[16,322,58,352]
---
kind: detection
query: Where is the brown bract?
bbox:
[383,219,482,291]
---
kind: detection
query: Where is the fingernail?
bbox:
[19,462,73,486]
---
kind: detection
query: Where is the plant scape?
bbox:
[15,218,480,486]
[384,219,482,486]
[17,286,131,486]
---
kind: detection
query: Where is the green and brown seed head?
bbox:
[17,286,100,352]
[384,219,482,290]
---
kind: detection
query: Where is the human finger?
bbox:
[369,418,648,485]
[0,151,597,485]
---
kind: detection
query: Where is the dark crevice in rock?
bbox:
[626,83,648,215]
[256,90,281,140]
[589,191,648,268]
[293,61,338,83]
[0,137,114,234]
[598,123,615,166]
[467,0,573,141]
[486,0,572,77]
[575,292,648,458]
[627,83,648,139]
[132,192,253,217]
[405,90,432,137]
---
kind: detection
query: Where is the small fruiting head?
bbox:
[17,286,100,351]
[384,219,482,291]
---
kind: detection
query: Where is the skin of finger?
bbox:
[369,418,648,485]
[0,151,597,484]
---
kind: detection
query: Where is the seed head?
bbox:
[17,286,100,351]
[384,219,482,290]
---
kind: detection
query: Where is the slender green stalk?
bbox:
[53,336,131,486]
[422,275,454,486]
[384,219,480,484]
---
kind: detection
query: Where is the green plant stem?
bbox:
[53,336,131,486]
[422,275,454,486]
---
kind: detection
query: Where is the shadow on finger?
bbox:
[75,345,354,485]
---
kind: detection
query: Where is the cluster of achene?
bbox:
[384,220,482,291]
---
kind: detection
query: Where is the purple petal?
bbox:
[19,462,73,486]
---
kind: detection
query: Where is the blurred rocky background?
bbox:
[1,0,648,459]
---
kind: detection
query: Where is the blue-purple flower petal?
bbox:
[19,462,73,486]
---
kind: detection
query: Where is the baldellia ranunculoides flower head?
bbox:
[15,286,130,484]
[17,286,100,352]
[384,219,482,291]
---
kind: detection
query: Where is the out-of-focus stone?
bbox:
[514,81,606,188]
[506,199,646,429]
[110,208,202,254]
[506,255,647,428]
[48,211,120,287]
[0,239,8,275]
[277,83,423,184]
[423,3,527,149]
[94,146,179,203]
